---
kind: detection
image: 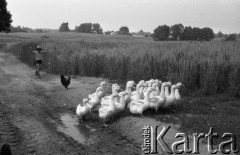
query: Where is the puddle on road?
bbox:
[57,113,96,144]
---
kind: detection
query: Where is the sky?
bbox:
[6,0,240,34]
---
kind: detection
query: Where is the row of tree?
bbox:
[10,26,55,33]
[59,22,103,34]
[59,22,132,35]
[153,24,215,41]
[75,23,103,34]
[105,26,130,35]
[216,31,239,41]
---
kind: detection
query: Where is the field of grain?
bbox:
[2,32,240,97]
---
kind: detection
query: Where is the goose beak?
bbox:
[168,82,172,86]
[176,83,184,87]
[133,83,137,89]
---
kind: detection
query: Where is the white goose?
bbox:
[132,80,144,95]
[164,81,172,97]
[99,93,118,127]
[120,81,135,106]
[128,87,155,118]
[140,82,148,99]
[114,91,129,113]
[131,80,145,101]
[150,80,162,98]
[143,79,155,99]
[101,85,120,107]
[142,80,150,95]
[154,79,162,96]
[149,82,169,113]
[100,84,118,102]
[164,84,178,108]
[88,87,104,110]
[174,82,183,104]
[76,98,92,120]
[89,81,107,100]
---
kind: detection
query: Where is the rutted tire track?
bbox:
[0,102,34,155]
[0,104,20,151]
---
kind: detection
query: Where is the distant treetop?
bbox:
[59,22,70,32]
[0,0,12,32]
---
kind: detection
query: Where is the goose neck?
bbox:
[110,95,116,108]
[138,85,144,94]
[170,87,176,97]
[112,89,119,95]
[143,86,148,92]
[144,90,152,102]
[126,87,132,94]
[175,88,179,94]
[160,85,165,97]
[120,95,126,105]
[136,84,140,91]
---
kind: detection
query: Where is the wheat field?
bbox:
[2,32,240,97]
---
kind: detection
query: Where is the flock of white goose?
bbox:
[76,79,183,126]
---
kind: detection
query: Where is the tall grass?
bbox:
[3,36,240,97]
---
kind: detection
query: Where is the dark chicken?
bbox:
[60,74,71,89]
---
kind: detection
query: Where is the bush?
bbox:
[153,25,170,41]
[225,34,237,41]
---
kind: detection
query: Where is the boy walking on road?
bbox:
[33,45,49,78]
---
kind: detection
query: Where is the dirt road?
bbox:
[0,52,143,155]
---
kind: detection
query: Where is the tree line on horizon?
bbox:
[0,0,239,41]
[153,24,239,41]
[5,22,240,42]
[59,22,131,36]
[10,26,55,33]
[58,22,239,41]
[153,24,215,41]
[59,22,103,34]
